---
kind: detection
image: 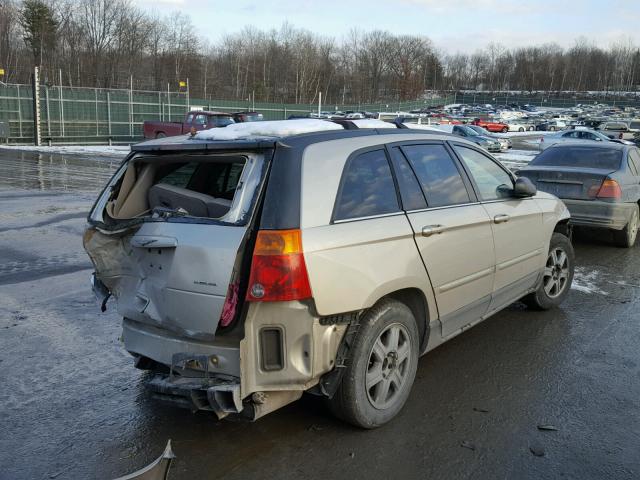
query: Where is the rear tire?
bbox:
[501,127,508,133]
[156,132,166,139]
[613,205,639,248]
[523,233,574,310]
[327,299,419,429]
[518,127,525,132]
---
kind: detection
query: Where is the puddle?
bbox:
[0,149,119,192]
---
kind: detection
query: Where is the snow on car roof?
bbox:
[193,119,343,140]
[348,119,396,129]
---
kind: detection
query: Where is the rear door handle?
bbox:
[421,224,446,237]
[493,214,510,224]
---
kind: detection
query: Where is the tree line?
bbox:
[1,0,639,105]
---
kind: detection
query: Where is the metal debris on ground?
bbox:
[113,440,175,480]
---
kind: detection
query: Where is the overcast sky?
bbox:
[134,0,639,53]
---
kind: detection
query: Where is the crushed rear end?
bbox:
[83,137,273,418]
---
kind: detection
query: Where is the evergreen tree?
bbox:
[19,0,58,65]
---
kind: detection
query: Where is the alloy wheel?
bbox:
[365,323,412,410]
[628,209,638,245]
[543,247,570,298]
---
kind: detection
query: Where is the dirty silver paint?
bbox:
[1,149,639,479]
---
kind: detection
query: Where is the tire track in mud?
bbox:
[0,212,88,233]
[0,253,92,285]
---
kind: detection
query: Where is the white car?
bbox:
[506,122,535,132]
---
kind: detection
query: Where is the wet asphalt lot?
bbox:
[0,148,639,480]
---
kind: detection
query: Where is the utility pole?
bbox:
[59,69,64,138]
[31,66,42,146]
[318,91,322,117]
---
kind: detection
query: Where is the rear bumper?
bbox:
[122,318,241,377]
[562,199,635,230]
[122,302,347,418]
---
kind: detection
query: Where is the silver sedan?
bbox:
[538,128,635,150]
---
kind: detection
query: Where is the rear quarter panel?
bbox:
[299,134,440,321]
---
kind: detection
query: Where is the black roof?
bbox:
[130,124,441,154]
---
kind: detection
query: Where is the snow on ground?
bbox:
[571,267,608,295]
[0,144,130,157]
[494,149,537,171]
[502,131,556,138]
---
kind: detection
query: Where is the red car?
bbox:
[471,118,509,133]
[143,111,234,139]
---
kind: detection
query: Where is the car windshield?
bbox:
[459,126,480,136]
[531,146,622,170]
[467,125,486,135]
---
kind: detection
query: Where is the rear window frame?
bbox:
[87,148,273,230]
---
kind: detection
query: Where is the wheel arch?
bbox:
[553,218,572,239]
[380,287,431,353]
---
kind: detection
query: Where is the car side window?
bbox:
[454,145,514,201]
[195,114,208,125]
[563,131,578,138]
[389,147,427,211]
[185,114,194,124]
[400,144,471,207]
[333,149,400,221]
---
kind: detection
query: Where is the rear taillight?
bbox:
[246,229,312,302]
[619,133,623,139]
[596,179,622,199]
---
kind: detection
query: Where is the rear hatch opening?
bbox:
[89,151,267,228]
[83,149,271,371]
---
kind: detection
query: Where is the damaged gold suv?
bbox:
[84,119,574,428]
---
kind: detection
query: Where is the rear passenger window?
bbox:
[401,144,471,207]
[334,149,400,221]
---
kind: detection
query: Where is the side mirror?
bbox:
[513,177,537,197]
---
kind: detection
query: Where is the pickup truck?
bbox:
[143,111,235,139]
[470,118,509,133]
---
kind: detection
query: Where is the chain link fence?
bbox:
[0,81,450,145]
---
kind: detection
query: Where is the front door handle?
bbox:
[422,224,446,237]
[493,214,510,224]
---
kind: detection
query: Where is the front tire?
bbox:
[519,127,525,132]
[613,205,639,248]
[501,127,508,133]
[524,233,574,310]
[327,299,419,429]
